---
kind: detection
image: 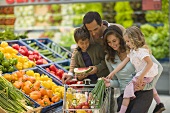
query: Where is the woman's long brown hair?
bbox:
[103,25,126,63]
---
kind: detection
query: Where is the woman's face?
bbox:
[107,34,120,51]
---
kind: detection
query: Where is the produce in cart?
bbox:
[63,78,108,113]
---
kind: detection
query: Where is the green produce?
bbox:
[0,52,17,73]
[28,41,65,62]
[0,75,34,113]
[114,2,134,28]
[45,42,72,59]
[0,28,28,41]
[90,78,106,108]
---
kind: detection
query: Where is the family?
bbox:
[61,11,165,113]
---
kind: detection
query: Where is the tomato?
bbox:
[82,105,89,109]
[45,68,50,72]
[49,64,57,72]
[84,102,89,106]
[75,105,82,109]
[76,81,83,88]
[56,69,64,78]
[12,44,19,50]
[50,71,56,75]
[86,110,92,113]
[33,50,39,56]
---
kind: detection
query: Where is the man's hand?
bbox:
[62,73,73,84]
[75,73,87,81]
[87,66,97,75]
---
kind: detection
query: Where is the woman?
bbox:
[103,25,163,113]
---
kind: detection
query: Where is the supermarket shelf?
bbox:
[0,0,141,7]
[14,26,73,32]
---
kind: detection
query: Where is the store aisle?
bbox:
[114,88,170,113]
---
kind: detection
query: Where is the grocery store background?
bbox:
[0,0,170,112]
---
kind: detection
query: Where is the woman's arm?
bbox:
[143,55,163,90]
[107,57,130,79]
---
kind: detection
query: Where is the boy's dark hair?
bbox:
[74,26,90,43]
[83,11,102,26]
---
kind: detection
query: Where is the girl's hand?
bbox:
[103,78,111,87]
[136,76,144,85]
[134,81,145,91]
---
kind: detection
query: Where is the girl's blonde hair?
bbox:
[123,26,152,54]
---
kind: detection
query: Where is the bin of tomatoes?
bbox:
[38,63,65,83]
[6,40,50,65]
[3,67,63,113]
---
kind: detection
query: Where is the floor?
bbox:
[114,88,170,113]
[148,94,170,113]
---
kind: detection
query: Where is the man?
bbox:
[62,11,125,83]
[62,11,125,113]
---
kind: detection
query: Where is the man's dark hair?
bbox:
[83,11,102,26]
[74,26,90,43]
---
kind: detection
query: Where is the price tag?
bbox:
[142,0,162,10]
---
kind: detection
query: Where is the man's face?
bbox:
[85,20,103,39]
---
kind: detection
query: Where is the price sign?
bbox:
[142,0,162,10]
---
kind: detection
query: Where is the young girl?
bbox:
[107,26,165,113]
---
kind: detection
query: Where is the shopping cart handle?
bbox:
[84,79,91,85]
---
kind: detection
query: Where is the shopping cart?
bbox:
[63,80,111,113]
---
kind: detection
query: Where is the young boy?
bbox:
[73,26,109,84]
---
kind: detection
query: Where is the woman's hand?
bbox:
[103,78,111,87]
[106,73,114,79]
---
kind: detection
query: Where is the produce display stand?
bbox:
[0,39,71,113]
[63,83,111,113]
